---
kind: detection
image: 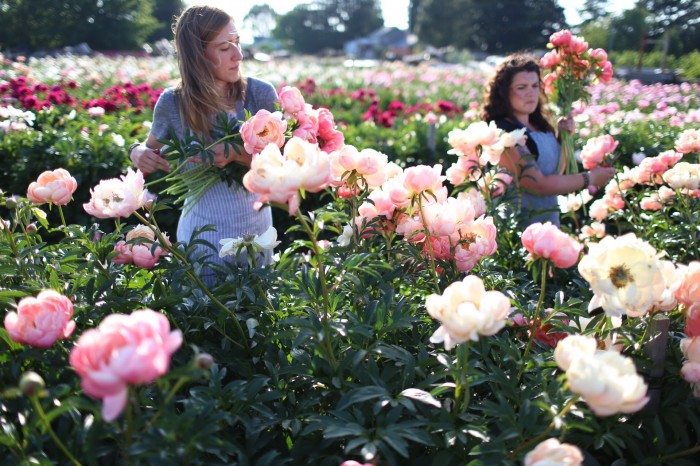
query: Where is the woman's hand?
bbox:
[130,143,170,175]
[188,144,253,168]
[557,115,575,134]
[589,166,616,188]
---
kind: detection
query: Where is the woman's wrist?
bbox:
[581,171,591,190]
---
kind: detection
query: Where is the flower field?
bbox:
[2,52,700,466]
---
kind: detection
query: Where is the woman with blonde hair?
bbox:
[128,5,278,283]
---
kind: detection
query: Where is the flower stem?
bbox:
[29,395,82,466]
[417,193,441,294]
[145,376,189,429]
[133,212,248,350]
[518,260,548,381]
[454,343,471,414]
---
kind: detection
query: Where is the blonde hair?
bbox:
[173,5,246,139]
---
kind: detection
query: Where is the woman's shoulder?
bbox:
[244,77,278,112]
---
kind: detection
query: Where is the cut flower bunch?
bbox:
[540,29,614,175]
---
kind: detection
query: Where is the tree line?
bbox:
[0,0,697,57]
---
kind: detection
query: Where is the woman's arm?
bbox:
[500,147,615,197]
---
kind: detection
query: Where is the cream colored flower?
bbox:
[426,275,511,349]
[558,190,593,214]
[554,334,598,371]
[566,350,649,416]
[578,233,665,318]
[663,162,700,190]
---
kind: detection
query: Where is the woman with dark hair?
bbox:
[481,53,615,227]
[128,5,278,284]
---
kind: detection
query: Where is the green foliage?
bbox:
[0,0,160,52]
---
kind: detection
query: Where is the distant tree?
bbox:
[578,0,611,24]
[608,7,650,52]
[408,0,423,33]
[635,0,700,53]
[273,0,383,54]
[0,0,159,52]
[244,4,279,40]
[147,0,185,43]
[414,0,567,53]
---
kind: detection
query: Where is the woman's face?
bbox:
[508,71,540,119]
[205,20,243,90]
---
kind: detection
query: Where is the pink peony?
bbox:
[240,109,287,155]
[112,225,170,269]
[549,30,573,48]
[4,290,75,347]
[521,222,583,269]
[316,107,344,153]
[26,168,78,206]
[278,85,306,116]
[675,129,700,154]
[69,309,182,421]
[580,134,617,170]
[676,262,700,309]
[83,168,151,219]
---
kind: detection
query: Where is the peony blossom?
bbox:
[425,275,512,349]
[676,261,700,309]
[219,226,280,258]
[675,128,700,154]
[278,85,306,116]
[521,222,583,269]
[112,225,170,269]
[83,168,152,219]
[26,168,78,206]
[240,109,288,155]
[580,134,617,170]
[555,335,649,416]
[578,233,665,319]
[663,162,700,190]
[4,290,75,347]
[69,309,182,421]
[243,136,332,215]
[524,438,584,466]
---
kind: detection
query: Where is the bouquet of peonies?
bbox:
[540,29,614,175]
[155,85,344,214]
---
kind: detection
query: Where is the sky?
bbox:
[188,0,632,43]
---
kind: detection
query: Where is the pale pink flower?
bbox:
[425,275,511,349]
[521,222,583,269]
[403,164,444,198]
[278,85,306,116]
[4,290,75,348]
[83,168,151,219]
[339,461,372,466]
[243,137,331,215]
[675,128,700,154]
[539,50,561,69]
[112,225,170,269]
[676,261,700,309]
[589,48,608,62]
[554,334,598,372]
[26,168,78,206]
[549,30,573,48]
[88,106,105,118]
[330,144,388,188]
[446,153,482,185]
[240,109,287,155]
[69,309,182,421]
[639,193,662,211]
[524,438,584,466]
[292,107,319,143]
[588,198,611,221]
[579,221,606,241]
[580,134,617,170]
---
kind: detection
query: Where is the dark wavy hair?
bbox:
[480,53,555,134]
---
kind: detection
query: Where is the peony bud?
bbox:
[5,196,18,209]
[195,353,214,369]
[26,223,38,235]
[19,371,45,396]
